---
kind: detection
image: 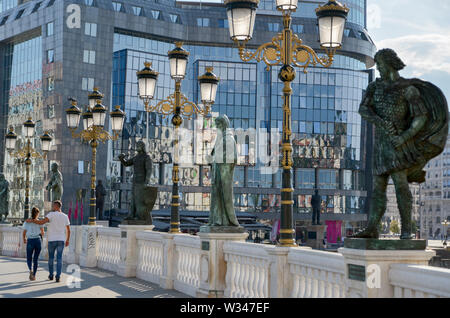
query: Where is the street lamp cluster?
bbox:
[136,41,219,233]
[65,91,125,225]
[5,118,53,219]
[224,0,348,246]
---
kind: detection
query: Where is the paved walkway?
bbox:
[0,256,189,298]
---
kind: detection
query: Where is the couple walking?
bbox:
[22,200,70,282]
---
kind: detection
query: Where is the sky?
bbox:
[367,0,450,101]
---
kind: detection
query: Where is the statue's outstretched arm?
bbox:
[119,155,134,167]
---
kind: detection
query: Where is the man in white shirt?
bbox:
[26,200,70,282]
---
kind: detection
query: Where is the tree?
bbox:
[390,220,400,234]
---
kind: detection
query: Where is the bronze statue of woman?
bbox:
[207,115,241,228]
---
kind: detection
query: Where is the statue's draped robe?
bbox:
[48,171,63,201]
[209,131,239,226]
[359,78,448,181]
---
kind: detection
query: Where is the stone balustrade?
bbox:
[173,235,201,297]
[224,241,271,298]
[97,227,121,272]
[0,225,23,257]
[136,231,165,284]
[389,263,450,298]
[288,248,346,298]
[1,224,450,298]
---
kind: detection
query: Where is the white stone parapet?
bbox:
[1,224,449,298]
[97,227,121,272]
[389,263,450,297]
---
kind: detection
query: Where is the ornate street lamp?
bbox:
[65,90,125,226]
[6,119,53,220]
[137,42,219,233]
[225,0,348,246]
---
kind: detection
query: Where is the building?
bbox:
[383,181,420,235]
[0,0,376,238]
[420,131,450,239]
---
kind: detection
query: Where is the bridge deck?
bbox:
[0,256,189,298]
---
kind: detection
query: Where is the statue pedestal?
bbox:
[117,224,154,277]
[339,238,435,298]
[79,225,102,268]
[305,224,327,249]
[197,230,248,298]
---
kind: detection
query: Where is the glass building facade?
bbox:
[2,35,44,218]
[110,24,370,216]
[0,0,375,228]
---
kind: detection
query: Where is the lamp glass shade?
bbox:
[138,76,157,99]
[276,0,298,11]
[65,105,81,129]
[40,133,52,152]
[137,62,159,99]
[92,102,107,127]
[225,0,258,41]
[198,67,219,104]
[318,15,346,48]
[200,82,218,104]
[23,118,35,138]
[169,56,187,80]
[110,106,125,132]
[88,88,104,109]
[82,109,94,130]
[316,0,349,48]
[5,129,17,150]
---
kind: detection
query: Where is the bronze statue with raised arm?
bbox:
[118,140,157,224]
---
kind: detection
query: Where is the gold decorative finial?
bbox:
[8,126,14,132]
[144,62,152,68]
[175,41,183,48]
[206,66,214,73]
[93,87,99,91]
[115,105,121,110]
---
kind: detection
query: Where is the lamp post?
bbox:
[225,0,348,246]
[136,42,219,233]
[65,92,125,226]
[5,119,53,220]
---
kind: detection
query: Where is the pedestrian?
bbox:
[26,200,70,282]
[22,207,44,281]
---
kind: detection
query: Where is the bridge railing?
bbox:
[173,234,201,297]
[389,263,450,298]
[1,224,450,298]
[97,227,121,272]
[287,248,346,298]
[224,241,271,297]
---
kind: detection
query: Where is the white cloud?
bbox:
[376,34,450,77]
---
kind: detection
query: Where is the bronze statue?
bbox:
[0,174,9,223]
[95,180,107,220]
[203,115,243,231]
[311,189,321,225]
[354,48,448,239]
[46,162,63,202]
[118,140,156,224]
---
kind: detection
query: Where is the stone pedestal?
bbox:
[197,231,248,298]
[305,224,327,249]
[117,225,154,277]
[339,239,435,298]
[79,225,101,267]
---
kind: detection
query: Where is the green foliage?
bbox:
[390,220,400,234]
